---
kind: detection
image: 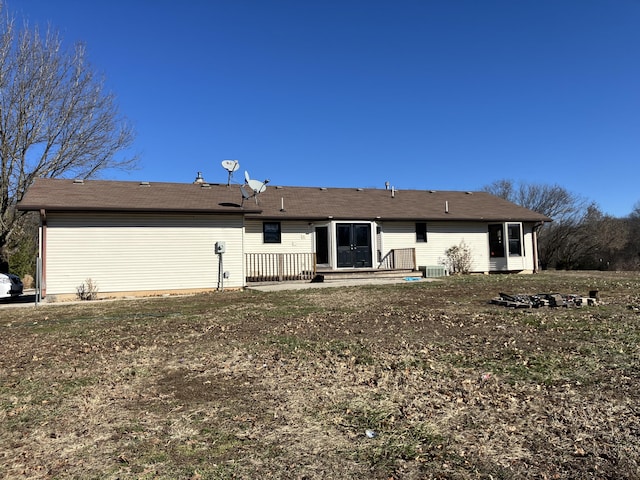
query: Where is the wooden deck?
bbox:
[245,249,421,283]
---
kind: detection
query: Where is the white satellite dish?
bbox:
[222,160,239,172]
[241,170,270,205]
[221,160,240,186]
[248,179,267,194]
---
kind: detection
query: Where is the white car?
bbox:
[0,273,23,299]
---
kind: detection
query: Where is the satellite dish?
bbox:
[248,179,267,194]
[222,160,239,172]
[221,160,240,186]
[241,170,269,205]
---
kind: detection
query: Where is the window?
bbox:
[508,223,522,256]
[488,224,504,258]
[416,222,427,242]
[263,222,281,243]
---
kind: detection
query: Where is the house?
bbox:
[18,177,551,300]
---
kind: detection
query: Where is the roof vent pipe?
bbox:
[280,197,285,212]
[445,201,449,213]
[385,181,390,190]
[391,186,395,198]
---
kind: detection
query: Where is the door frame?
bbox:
[335,222,373,268]
[314,221,376,270]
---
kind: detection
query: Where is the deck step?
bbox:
[316,269,418,281]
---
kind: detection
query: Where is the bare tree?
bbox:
[483,179,584,220]
[483,179,514,203]
[482,179,589,269]
[0,6,136,268]
[617,201,640,270]
[549,204,628,270]
[484,181,640,270]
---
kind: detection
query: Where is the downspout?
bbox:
[39,209,47,298]
[532,221,544,274]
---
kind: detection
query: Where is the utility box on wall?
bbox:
[215,241,226,254]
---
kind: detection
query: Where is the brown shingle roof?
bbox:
[18,178,551,222]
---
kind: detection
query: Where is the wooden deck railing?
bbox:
[378,248,416,270]
[246,253,317,282]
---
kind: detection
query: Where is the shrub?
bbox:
[22,274,34,289]
[445,241,472,274]
[76,278,99,301]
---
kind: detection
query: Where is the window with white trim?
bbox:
[507,223,522,256]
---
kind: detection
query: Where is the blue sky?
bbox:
[10,0,640,217]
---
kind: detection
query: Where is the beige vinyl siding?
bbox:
[244,220,313,253]
[45,212,244,296]
[381,221,489,272]
[379,221,531,273]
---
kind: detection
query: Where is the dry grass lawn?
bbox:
[1,271,640,479]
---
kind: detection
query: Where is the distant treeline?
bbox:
[483,180,640,271]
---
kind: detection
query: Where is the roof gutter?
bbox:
[16,206,262,215]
